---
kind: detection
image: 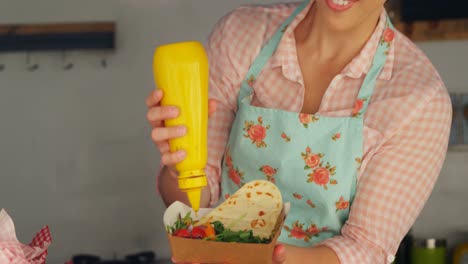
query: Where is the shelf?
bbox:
[386,1,468,42]
[394,19,468,42]
[0,22,115,52]
[448,145,468,152]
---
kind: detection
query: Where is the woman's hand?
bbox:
[146,89,217,170]
[171,257,227,264]
[171,257,199,264]
[273,244,341,264]
[273,244,288,264]
[170,244,286,264]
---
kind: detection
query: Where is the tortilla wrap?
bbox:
[198,180,283,239]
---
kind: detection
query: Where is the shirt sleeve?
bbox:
[320,84,452,263]
[205,11,243,207]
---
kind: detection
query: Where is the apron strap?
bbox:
[355,16,395,116]
[237,0,310,107]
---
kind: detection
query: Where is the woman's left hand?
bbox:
[171,244,287,264]
[273,244,288,264]
[171,257,199,264]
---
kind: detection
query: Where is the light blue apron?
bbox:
[220,0,394,247]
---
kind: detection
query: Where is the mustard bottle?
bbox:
[153,41,208,213]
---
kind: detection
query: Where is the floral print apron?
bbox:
[220,0,395,247]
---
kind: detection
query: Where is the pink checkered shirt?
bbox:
[203,1,452,263]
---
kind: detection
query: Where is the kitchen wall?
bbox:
[0,0,466,263]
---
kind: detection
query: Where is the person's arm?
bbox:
[320,90,451,264]
[204,8,243,206]
[272,243,340,263]
[274,81,452,264]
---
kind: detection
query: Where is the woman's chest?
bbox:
[250,67,362,115]
[247,68,392,168]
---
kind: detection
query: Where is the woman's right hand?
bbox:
[146,89,217,169]
[146,89,188,168]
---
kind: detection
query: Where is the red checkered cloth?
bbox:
[0,209,52,264]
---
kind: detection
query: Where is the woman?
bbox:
[146,0,452,263]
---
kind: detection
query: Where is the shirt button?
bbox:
[387,255,395,263]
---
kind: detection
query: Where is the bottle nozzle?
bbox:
[185,188,202,213]
[177,170,207,213]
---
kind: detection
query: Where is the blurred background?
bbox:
[0,0,467,263]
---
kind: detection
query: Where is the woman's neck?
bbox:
[295,4,383,63]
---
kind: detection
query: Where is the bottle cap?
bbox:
[413,238,447,249]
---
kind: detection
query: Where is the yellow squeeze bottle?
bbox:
[153,41,208,213]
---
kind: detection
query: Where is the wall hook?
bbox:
[62,50,73,70]
[0,64,5,71]
[26,52,39,71]
[100,58,107,68]
[99,50,113,68]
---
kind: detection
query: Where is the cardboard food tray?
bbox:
[166,204,286,264]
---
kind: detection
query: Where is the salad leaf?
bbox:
[211,221,225,234]
[210,221,271,244]
[169,214,271,244]
[168,212,193,234]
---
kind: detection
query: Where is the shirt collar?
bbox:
[270,2,394,81]
[343,10,394,80]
